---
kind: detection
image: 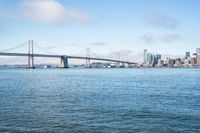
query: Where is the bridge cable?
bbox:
[0,42,28,52]
[33,42,57,55]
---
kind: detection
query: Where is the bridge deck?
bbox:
[0,52,136,64]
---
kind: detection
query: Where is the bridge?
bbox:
[0,40,137,68]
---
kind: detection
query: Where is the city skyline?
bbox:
[0,0,200,63]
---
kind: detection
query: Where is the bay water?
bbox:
[0,68,200,132]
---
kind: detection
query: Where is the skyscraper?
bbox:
[196,48,200,66]
[143,49,161,66]
[146,53,161,65]
[185,52,190,58]
[146,53,153,64]
[197,55,200,66]
[143,49,147,64]
[196,48,200,54]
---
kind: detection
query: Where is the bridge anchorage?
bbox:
[0,40,137,68]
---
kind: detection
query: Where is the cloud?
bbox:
[87,42,107,46]
[119,50,133,54]
[160,33,182,43]
[45,46,56,50]
[61,42,108,46]
[143,11,178,29]
[0,0,90,24]
[140,33,182,44]
[140,33,156,44]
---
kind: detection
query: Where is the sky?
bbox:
[0,0,200,64]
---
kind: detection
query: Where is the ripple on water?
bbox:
[0,68,200,132]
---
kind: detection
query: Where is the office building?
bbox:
[185,52,190,58]
[157,59,164,67]
[196,48,200,54]
[146,53,161,65]
[190,57,196,66]
[196,54,200,66]
[164,58,175,67]
[143,49,147,64]
[143,49,162,66]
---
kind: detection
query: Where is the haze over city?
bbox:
[0,0,200,64]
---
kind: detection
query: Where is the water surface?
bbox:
[0,68,200,132]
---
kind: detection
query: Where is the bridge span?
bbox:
[0,40,137,68]
[0,52,137,68]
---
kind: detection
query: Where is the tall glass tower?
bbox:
[143,49,147,64]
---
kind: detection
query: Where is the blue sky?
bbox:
[0,0,200,63]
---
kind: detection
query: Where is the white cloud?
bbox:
[143,11,178,29]
[139,33,182,44]
[160,33,182,43]
[0,0,90,24]
[140,33,156,44]
[87,42,107,46]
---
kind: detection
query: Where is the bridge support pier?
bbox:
[122,63,125,68]
[116,62,120,68]
[61,56,69,68]
[27,40,35,69]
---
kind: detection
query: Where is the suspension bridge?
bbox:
[0,40,137,68]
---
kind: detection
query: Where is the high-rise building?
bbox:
[164,58,175,67]
[157,59,164,67]
[196,54,200,66]
[196,48,200,66]
[154,54,161,65]
[146,53,161,65]
[184,59,190,66]
[143,49,161,66]
[190,57,196,66]
[185,52,190,58]
[146,53,152,64]
[174,58,182,67]
[143,49,147,64]
[196,48,200,55]
[169,59,175,67]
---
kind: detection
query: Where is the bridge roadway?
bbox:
[0,52,137,65]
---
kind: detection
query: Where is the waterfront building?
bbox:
[145,52,161,66]
[193,53,197,58]
[176,58,181,63]
[183,59,190,67]
[155,54,161,64]
[196,48,200,54]
[90,62,105,68]
[165,58,175,67]
[143,49,148,64]
[141,48,200,67]
[190,57,196,66]
[196,54,200,66]
[146,53,153,64]
[170,59,176,67]
[174,58,182,67]
[157,59,164,67]
[164,58,169,66]
[185,52,190,58]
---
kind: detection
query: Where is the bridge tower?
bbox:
[86,48,90,68]
[27,40,35,69]
[116,52,120,68]
[61,56,69,68]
